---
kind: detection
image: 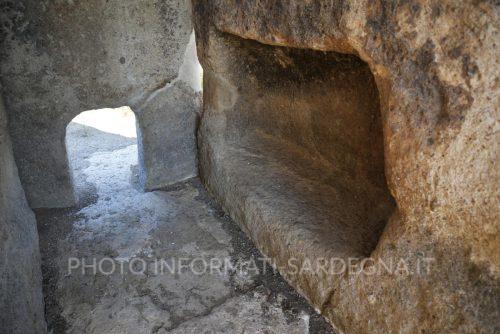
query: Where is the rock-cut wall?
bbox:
[0,0,201,208]
[0,88,46,333]
[193,1,499,333]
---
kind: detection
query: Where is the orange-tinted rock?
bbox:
[193,1,499,332]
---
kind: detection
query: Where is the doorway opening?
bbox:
[65,107,138,203]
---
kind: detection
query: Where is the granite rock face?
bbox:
[193,1,499,333]
[0,0,201,208]
[0,89,46,333]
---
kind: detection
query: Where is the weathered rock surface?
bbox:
[0,0,201,208]
[193,1,499,333]
[0,89,46,333]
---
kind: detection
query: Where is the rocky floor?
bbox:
[35,109,334,334]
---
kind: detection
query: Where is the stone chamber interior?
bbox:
[201,33,396,265]
[1,1,498,333]
[32,34,398,333]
